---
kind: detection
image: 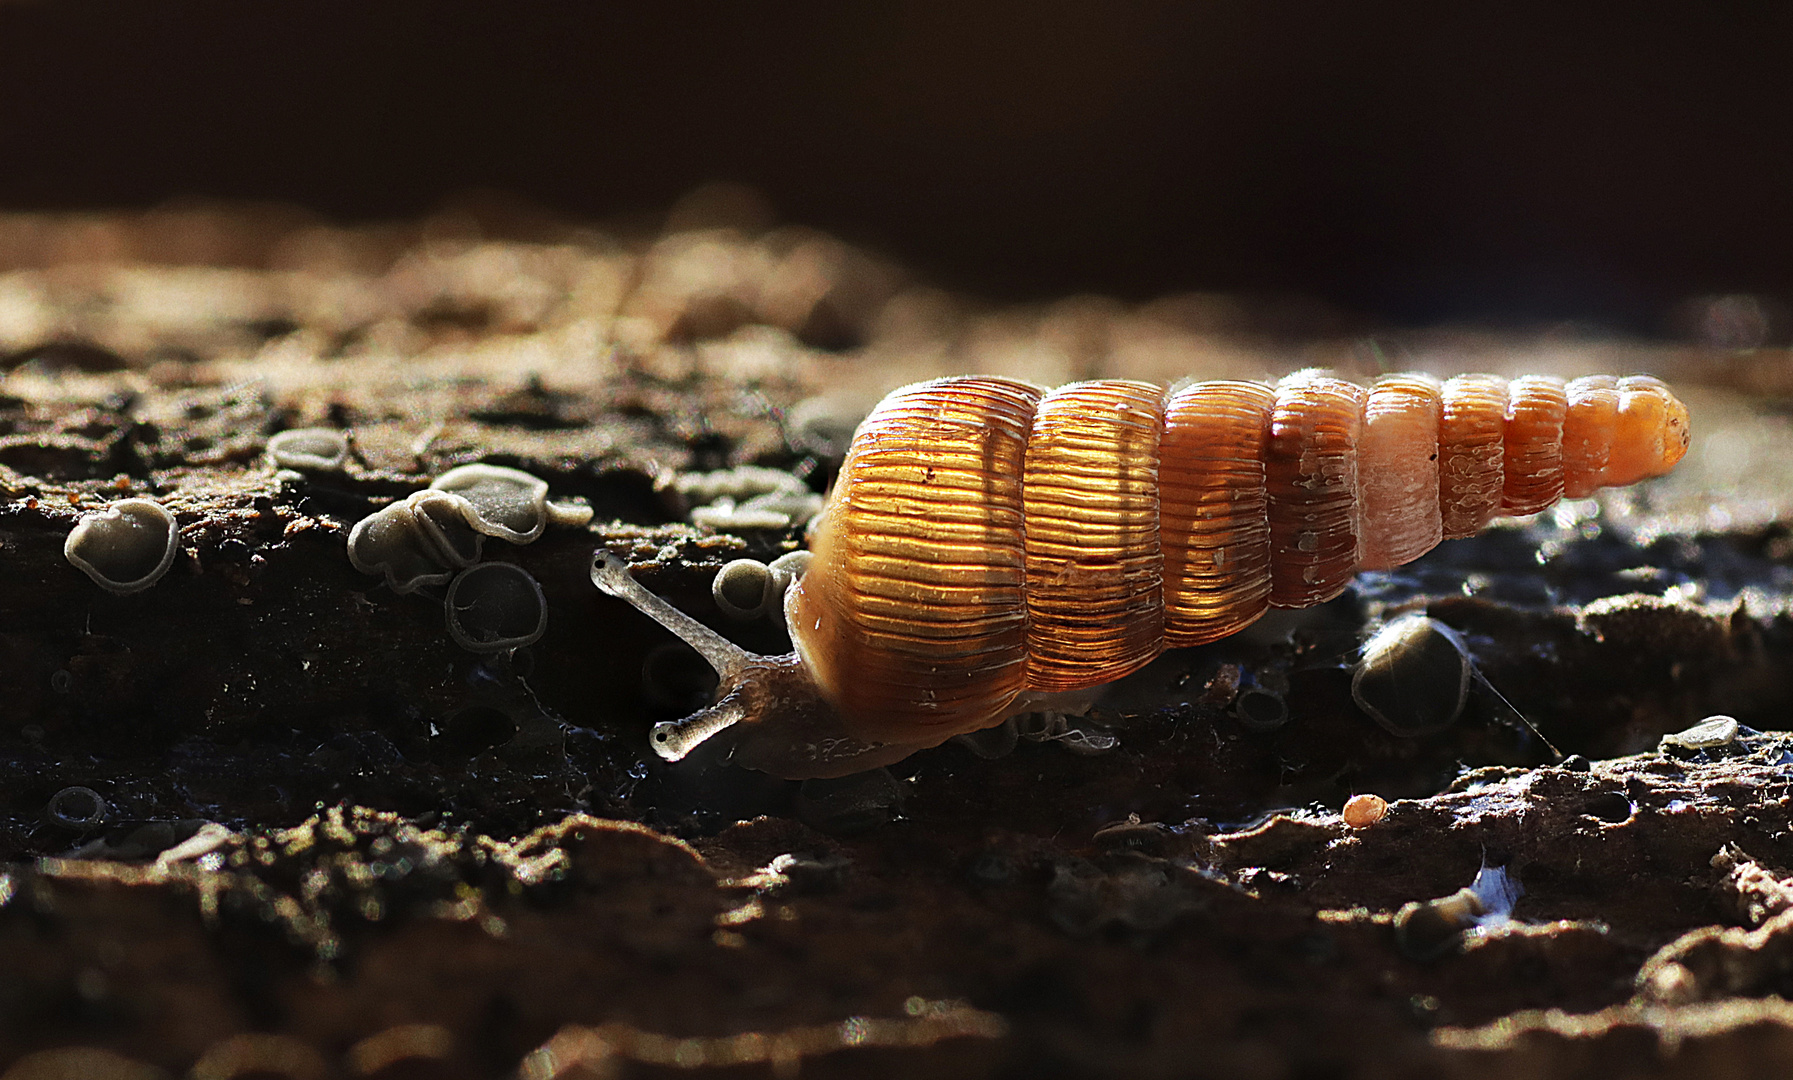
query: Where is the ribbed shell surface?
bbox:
[1264,375,1367,607]
[1357,375,1443,571]
[1158,381,1274,648]
[790,377,1040,744]
[1501,375,1569,515]
[1438,374,1508,539]
[1561,375,1620,499]
[790,370,1689,744]
[1021,381,1166,692]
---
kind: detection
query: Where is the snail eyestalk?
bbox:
[591,550,757,682]
[651,690,753,762]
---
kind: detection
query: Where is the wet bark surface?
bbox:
[0,206,1790,1079]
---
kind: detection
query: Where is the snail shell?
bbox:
[594,369,1689,778]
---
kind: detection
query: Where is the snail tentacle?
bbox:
[592,550,758,682]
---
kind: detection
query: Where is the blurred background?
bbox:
[1,0,1790,337]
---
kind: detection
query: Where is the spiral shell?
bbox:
[787,370,1687,749]
[594,368,1688,778]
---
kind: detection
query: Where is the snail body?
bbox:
[594,369,1689,778]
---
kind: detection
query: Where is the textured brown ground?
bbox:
[0,205,1790,1079]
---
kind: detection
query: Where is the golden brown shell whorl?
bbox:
[1264,374,1368,607]
[1158,381,1275,647]
[1601,375,1690,487]
[1561,374,1623,499]
[1357,374,1443,571]
[1020,381,1166,693]
[1501,374,1571,515]
[788,377,1040,747]
[1437,374,1509,539]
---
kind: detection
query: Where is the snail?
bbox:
[593,369,1690,778]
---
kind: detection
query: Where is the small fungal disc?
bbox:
[444,562,547,653]
[713,558,776,620]
[545,499,594,528]
[1233,687,1290,732]
[1394,887,1485,960]
[430,464,551,544]
[46,785,108,829]
[1661,714,1741,751]
[766,549,813,593]
[347,499,457,594]
[690,502,796,532]
[266,427,349,472]
[1342,793,1388,829]
[64,497,180,594]
[1351,615,1471,736]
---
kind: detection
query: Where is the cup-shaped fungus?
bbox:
[712,558,778,620]
[45,785,109,830]
[64,498,180,594]
[266,427,350,472]
[444,562,547,652]
[408,490,485,567]
[1351,615,1471,736]
[711,549,814,622]
[430,464,591,544]
[347,490,484,594]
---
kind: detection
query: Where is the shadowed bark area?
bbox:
[0,208,1791,1078]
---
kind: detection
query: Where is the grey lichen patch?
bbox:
[64,497,180,594]
[444,562,547,653]
[430,463,589,544]
[689,493,821,532]
[347,490,484,594]
[266,427,350,472]
[673,465,808,506]
[677,465,823,532]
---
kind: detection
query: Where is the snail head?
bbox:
[591,550,919,778]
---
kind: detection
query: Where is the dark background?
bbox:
[1,0,1789,332]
